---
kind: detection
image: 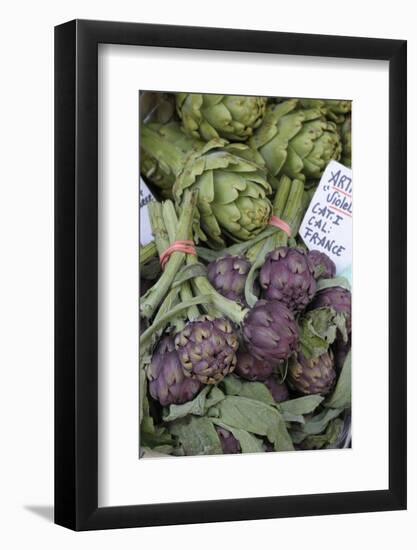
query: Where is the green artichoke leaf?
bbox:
[279,395,324,416]
[282,412,305,424]
[209,395,294,451]
[163,386,225,422]
[212,420,265,453]
[289,408,343,444]
[299,307,347,358]
[317,276,351,292]
[140,410,174,453]
[169,416,223,456]
[303,407,344,435]
[298,418,345,450]
[220,375,275,405]
[324,351,352,409]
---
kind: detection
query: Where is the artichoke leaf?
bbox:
[317,276,351,292]
[325,351,351,409]
[299,307,347,359]
[163,386,225,422]
[220,375,275,405]
[279,395,324,416]
[169,416,222,456]
[303,407,344,435]
[210,395,294,452]
[299,418,345,450]
[212,420,265,453]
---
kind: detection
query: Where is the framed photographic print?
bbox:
[55,19,407,531]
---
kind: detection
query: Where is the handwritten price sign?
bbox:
[300,160,352,274]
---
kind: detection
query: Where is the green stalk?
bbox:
[148,202,169,255]
[163,201,200,321]
[245,176,293,263]
[187,253,247,324]
[244,177,305,307]
[140,190,198,320]
[139,295,212,352]
[139,241,158,265]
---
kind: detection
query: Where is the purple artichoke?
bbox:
[307,250,336,280]
[259,247,316,313]
[234,350,274,381]
[309,286,351,333]
[263,376,289,402]
[288,351,336,395]
[175,317,239,384]
[207,255,251,305]
[147,336,202,406]
[242,300,299,364]
[215,426,241,454]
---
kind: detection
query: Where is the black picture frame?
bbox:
[55,19,407,531]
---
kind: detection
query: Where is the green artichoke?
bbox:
[175,317,239,384]
[141,122,272,247]
[288,351,336,395]
[340,113,352,167]
[140,121,203,199]
[176,93,267,141]
[250,99,342,181]
[173,140,272,247]
[299,98,351,124]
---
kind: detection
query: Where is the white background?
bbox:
[0,0,415,548]
[99,45,389,506]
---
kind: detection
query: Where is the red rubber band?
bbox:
[159,240,196,269]
[269,215,292,237]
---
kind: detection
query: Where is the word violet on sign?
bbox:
[140,178,155,246]
[300,160,352,274]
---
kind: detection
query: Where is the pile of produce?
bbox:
[139,92,352,457]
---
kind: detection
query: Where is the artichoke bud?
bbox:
[147,336,202,406]
[309,286,352,335]
[288,351,336,396]
[176,93,267,142]
[235,350,275,381]
[175,317,238,384]
[242,300,299,364]
[259,247,316,313]
[207,255,251,306]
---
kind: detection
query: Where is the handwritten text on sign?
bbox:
[140,178,155,246]
[300,160,352,274]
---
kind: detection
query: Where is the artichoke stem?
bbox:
[140,190,198,320]
[139,241,158,265]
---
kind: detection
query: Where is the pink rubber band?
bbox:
[269,215,292,237]
[159,240,196,269]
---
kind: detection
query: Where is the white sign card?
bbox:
[299,160,352,274]
[139,178,155,246]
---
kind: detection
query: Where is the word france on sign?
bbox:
[299,160,352,274]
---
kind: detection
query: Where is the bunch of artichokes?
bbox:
[140,91,352,458]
